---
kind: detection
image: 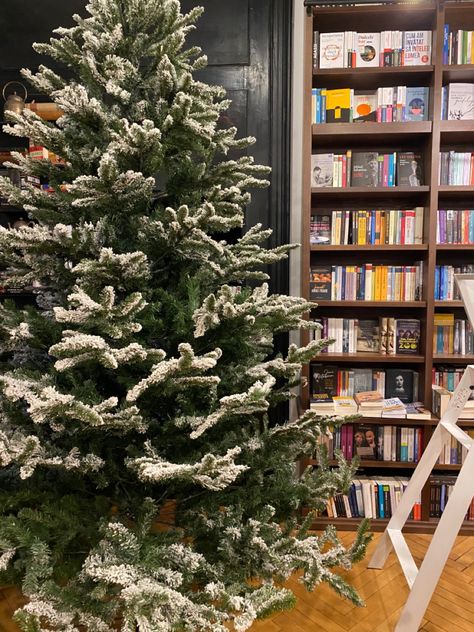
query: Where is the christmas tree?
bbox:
[0,1,370,630]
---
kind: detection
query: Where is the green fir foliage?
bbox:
[0,1,370,630]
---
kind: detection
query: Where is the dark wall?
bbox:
[0,0,292,294]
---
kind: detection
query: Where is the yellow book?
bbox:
[325,88,352,123]
[381,265,388,301]
[359,211,367,245]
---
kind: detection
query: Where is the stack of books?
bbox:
[430,475,474,521]
[323,477,422,520]
[311,151,424,188]
[432,383,474,420]
[311,316,421,356]
[312,86,429,124]
[437,209,474,244]
[434,264,474,301]
[433,314,474,355]
[315,30,432,69]
[310,208,424,246]
[439,151,474,186]
[309,262,424,302]
[441,83,474,120]
[443,27,474,65]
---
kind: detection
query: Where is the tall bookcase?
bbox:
[301,1,474,534]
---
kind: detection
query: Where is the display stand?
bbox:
[368,273,474,632]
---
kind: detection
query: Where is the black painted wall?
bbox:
[0,0,292,294]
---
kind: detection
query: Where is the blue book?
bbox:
[378,483,385,519]
[440,484,446,513]
[406,87,429,122]
[388,153,395,187]
[435,266,439,300]
[443,24,449,65]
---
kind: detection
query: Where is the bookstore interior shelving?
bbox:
[301,1,474,534]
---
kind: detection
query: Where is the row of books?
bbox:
[311,86,429,124]
[310,366,419,403]
[433,382,474,421]
[324,477,421,520]
[430,477,474,521]
[312,317,421,356]
[439,151,474,186]
[437,209,474,244]
[319,423,424,462]
[309,262,424,302]
[433,314,474,355]
[443,27,474,65]
[311,151,423,188]
[310,208,424,246]
[315,30,431,69]
[441,83,474,120]
[436,430,474,466]
[434,265,474,301]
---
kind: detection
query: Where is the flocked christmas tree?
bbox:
[0,1,370,630]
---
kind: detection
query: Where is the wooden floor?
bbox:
[1,532,474,631]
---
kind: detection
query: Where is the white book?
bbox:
[319,32,345,69]
[414,207,424,244]
[403,30,432,66]
[311,154,333,187]
[447,83,474,121]
[383,426,392,461]
[356,32,380,67]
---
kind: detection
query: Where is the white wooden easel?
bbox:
[368,273,474,632]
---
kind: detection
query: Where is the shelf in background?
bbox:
[310,244,428,252]
[313,66,434,90]
[433,354,474,364]
[313,300,426,308]
[307,516,474,535]
[438,186,474,198]
[434,300,464,307]
[440,119,474,143]
[312,121,432,146]
[311,186,429,200]
[315,353,424,364]
[442,64,474,83]
[310,459,462,471]
[436,244,474,250]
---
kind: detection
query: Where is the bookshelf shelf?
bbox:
[303,1,474,534]
[310,244,428,252]
[436,244,474,250]
[439,119,474,142]
[433,354,474,364]
[442,63,474,83]
[313,301,426,308]
[434,300,464,307]
[312,121,432,146]
[315,353,425,364]
[438,186,474,198]
[311,186,429,200]
[308,516,474,535]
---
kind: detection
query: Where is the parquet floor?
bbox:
[1,532,474,631]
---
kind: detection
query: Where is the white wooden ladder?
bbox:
[368,274,474,632]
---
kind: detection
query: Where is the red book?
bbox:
[401,210,406,244]
[346,425,353,460]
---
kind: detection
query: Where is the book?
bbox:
[354,390,383,406]
[385,369,415,403]
[310,266,332,300]
[381,397,406,418]
[333,396,358,415]
[396,152,423,186]
[356,319,380,353]
[325,88,352,123]
[319,32,345,69]
[310,214,331,244]
[311,154,333,187]
[406,402,432,420]
[395,319,421,354]
[310,364,337,402]
[352,90,378,122]
[405,87,429,121]
[356,33,380,68]
[353,424,378,459]
[447,83,474,120]
[403,30,432,66]
[351,151,379,187]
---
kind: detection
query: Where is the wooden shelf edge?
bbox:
[310,244,428,251]
[313,66,435,77]
[306,516,474,534]
[313,300,427,308]
[315,353,424,363]
[434,300,464,307]
[312,121,432,137]
[312,186,430,195]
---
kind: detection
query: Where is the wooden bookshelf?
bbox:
[302,0,474,533]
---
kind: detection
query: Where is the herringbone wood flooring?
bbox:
[1,532,474,631]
